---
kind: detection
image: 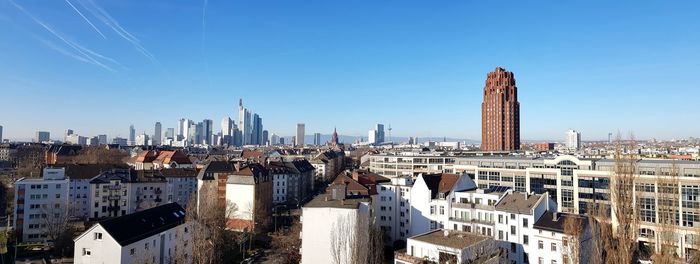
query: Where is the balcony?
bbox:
[449,217,495,225]
[451,202,495,211]
[394,249,428,264]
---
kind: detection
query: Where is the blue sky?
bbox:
[1,1,699,141]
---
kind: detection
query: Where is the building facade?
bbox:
[481,67,520,151]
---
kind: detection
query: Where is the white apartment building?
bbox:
[89,170,167,219]
[409,173,477,238]
[13,167,69,242]
[394,230,501,264]
[300,191,371,264]
[493,192,555,264]
[565,130,581,151]
[532,211,592,264]
[376,176,413,244]
[447,186,511,237]
[73,203,191,264]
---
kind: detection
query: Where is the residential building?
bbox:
[73,203,190,264]
[481,67,520,151]
[161,168,198,208]
[376,175,413,244]
[45,144,82,165]
[112,137,127,147]
[268,160,315,206]
[88,169,167,219]
[395,230,502,264]
[129,150,193,170]
[533,211,592,264]
[65,129,74,142]
[565,129,581,151]
[300,190,371,264]
[13,167,69,242]
[493,192,554,263]
[409,173,476,237]
[98,134,108,145]
[310,149,345,181]
[296,123,305,146]
[535,143,555,151]
[224,163,272,232]
[36,131,50,143]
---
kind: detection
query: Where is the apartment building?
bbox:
[394,230,501,264]
[73,203,191,264]
[161,168,198,208]
[268,159,315,206]
[89,169,167,219]
[13,168,69,242]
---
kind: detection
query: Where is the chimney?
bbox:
[552,212,559,221]
[234,161,241,171]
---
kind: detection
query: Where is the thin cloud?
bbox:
[9,0,117,72]
[79,0,159,65]
[64,0,106,39]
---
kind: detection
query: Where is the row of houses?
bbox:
[300,171,592,264]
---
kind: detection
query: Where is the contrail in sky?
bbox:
[64,0,106,39]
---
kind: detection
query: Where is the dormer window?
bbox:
[94,232,102,240]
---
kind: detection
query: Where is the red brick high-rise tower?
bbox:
[481,67,520,151]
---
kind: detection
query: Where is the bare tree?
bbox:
[461,239,504,264]
[173,182,238,264]
[652,163,680,263]
[562,215,583,264]
[71,146,127,164]
[269,218,302,264]
[603,133,640,264]
[330,213,384,264]
[586,202,605,264]
[41,202,75,257]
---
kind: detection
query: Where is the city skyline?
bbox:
[2,1,700,140]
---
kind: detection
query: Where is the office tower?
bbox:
[165,128,175,139]
[36,131,50,143]
[481,67,520,151]
[136,133,150,146]
[252,114,262,145]
[262,130,269,146]
[279,137,285,145]
[296,124,305,146]
[88,136,99,146]
[375,124,385,144]
[36,131,51,143]
[566,130,582,150]
[239,99,252,145]
[177,118,192,141]
[0,125,3,142]
[96,135,107,145]
[112,137,127,146]
[368,129,377,145]
[331,128,339,146]
[154,122,162,146]
[128,125,136,146]
[202,119,213,145]
[313,133,321,145]
[65,129,74,142]
[292,136,297,146]
[270,133,279,145]
[221,117,233,144]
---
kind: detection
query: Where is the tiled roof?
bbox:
[533,210,588,233]
[421,173,460,199]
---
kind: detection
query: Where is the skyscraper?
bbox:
[262,130,269,146]
[165,128,175,139]
[65,129,74,142]
[221,117,233,145]
[154,122,162,146]
[252,114,263,145]
[375,124,385,144]
[128,125,136,146]
[481,67,520,151]
[368,129,377,145]
[270,133,279,145]
[296,123,305,146]
[239,99,252,145]
[313,133,321,145]
[36,131,50,143]
[566,130,581,150]
[177,118,192,141]
[202,119,213,145]
[0,125,3,142]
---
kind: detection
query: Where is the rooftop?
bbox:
[495,193,543,215]
[95,203,186,246]
[533,210,588,233]
[303,194,370,209]
[410,229,490,249]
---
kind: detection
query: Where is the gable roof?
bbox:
[421,173,460,199]
[97,203,186,246]
[328,173,368,195]
[153,150,192,165]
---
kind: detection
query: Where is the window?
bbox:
[439,206,445,215]
[538,257,544,264]
[538,240,544,249]
[430,205,435,215]
[94,232,102,240]
[83,248,91,256]
[499,230,503,240]
[523,218,528,228]
[130,248,135,255]
[510,214,515,220]
[523,235,529,245]
[510,226,516,235]
[551,243,557,251]
[498,215,503,224]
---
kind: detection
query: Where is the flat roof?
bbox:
[410,230,489,249]
[303,194,370,209]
